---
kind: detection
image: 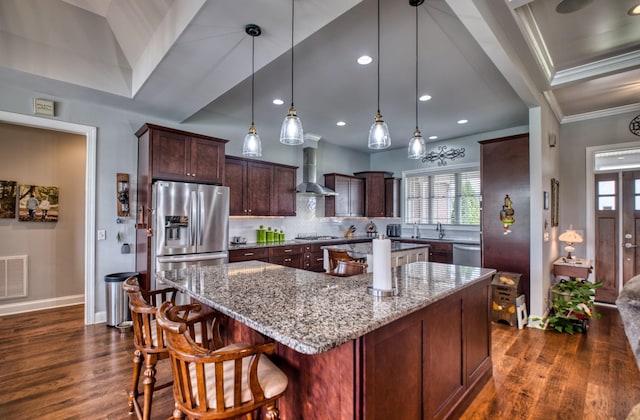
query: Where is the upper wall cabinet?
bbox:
[137,124,228,185]
[324,173,364,217]
[354,171,394,218]
[225,156,297,217]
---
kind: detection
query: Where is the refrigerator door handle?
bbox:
[190,190,197,247]
[199,190,205,246]
[156,252,228,264]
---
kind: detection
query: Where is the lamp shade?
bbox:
[280,106,304,145]
[408,128,426,159]
[558,229,583,244]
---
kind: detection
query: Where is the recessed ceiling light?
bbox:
[273,99,284,105]
[357,55,373,65]
[428,135,438,140]
[336,121,346,126]
[629,3,640,15]
[457,119,468,124]
[419,94,432,102]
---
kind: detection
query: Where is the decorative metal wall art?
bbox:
[499,194,515,235]
[422,145,465,166]
[630,114,640,136]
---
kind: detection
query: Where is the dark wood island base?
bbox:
[224,278,492,420]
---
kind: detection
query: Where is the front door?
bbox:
[594,171,640,303]
[622,171,640,287]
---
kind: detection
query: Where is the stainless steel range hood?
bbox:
[296,147,337,196]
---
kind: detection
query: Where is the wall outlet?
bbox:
[97,229,106,240]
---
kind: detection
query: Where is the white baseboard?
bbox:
[0,294,84,316]
[94,311,107,324]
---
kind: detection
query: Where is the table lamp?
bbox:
[558,226,583,260]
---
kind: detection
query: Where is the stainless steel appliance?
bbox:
[386,224,401,237]
[452,243,481,267]
[152,181,229,284]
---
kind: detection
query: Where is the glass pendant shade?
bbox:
[280,106,304,145]
[368,111,391,149]
[408,128,426,159]
[242,125,262,157]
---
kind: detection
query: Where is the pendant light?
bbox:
[408,0,426,159]
[242,24,262,157]
[280,0,304,145]
[368,0,391,150]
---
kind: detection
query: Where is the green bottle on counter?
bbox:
[257,225,266,243]
[266,227,274,242]
[280,229,285,242]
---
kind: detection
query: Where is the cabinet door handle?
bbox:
[186,172,191,176]
[284,258,292,262]
[244,252,254,256]
[284,249,292,253]
[192,173,197,177]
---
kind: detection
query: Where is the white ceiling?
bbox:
[1,0,639,153]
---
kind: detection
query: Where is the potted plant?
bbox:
[540,278,603,334]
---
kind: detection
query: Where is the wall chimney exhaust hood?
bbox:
[296,147,337,196]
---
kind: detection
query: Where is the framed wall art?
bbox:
[18,185,59,222]
[551,178,559,227]
[0,180,17,218]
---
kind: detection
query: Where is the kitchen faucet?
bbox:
[436,222,445,239]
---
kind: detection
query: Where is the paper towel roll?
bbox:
[372,238,392,291]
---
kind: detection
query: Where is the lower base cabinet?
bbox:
[222,275,492,419]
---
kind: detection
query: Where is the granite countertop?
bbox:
[157,261,495,355]
[320,241,429,258]
[393,236,481,245]
[228,235,373,250]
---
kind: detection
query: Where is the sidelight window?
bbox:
[597,179,616,211]
[405,169,480,225]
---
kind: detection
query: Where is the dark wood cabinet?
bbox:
[480,134,530,308]
[324,173,364,217]
[302,243,325,272]
[400,240,453,263]
[385,177,401,217]
[146,125,226,184]
[135,123,228,289]
[363,278,491,420]
[354,171,392,218]
[228,247,270,263]
[272,164,297,216]
[269,245,304,269]
[225,156,297,216]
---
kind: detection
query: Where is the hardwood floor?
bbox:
[0,304,638,419]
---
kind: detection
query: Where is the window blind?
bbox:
[405,170,480,225]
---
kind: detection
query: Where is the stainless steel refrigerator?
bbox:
[152,181,229,284]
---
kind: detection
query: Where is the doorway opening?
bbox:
[0,111,96,324]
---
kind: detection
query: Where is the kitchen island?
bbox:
[322,241,430,272]
[158,261,495,419]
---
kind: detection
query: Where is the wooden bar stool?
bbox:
[327,249,365,271]
[123,276,220,420]
[326,259,368,277]
[157,301,289,420]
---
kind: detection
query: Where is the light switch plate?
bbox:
[97,229,106,240]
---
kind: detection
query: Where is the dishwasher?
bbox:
[452,243,481,267]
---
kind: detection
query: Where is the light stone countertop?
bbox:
[157,261,495,355]
[321,241,429,258]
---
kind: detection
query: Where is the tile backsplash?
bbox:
[229,195,479,244]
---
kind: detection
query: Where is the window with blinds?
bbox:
[405,170,480,225]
